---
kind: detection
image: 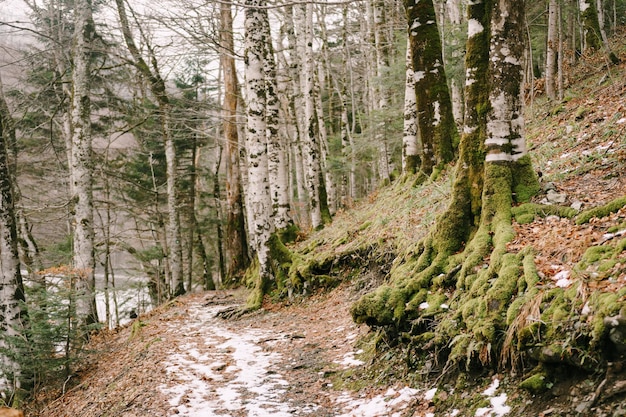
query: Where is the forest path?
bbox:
[36,285,433,417]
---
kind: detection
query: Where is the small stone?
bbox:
[575,402,591,413]
[571,200,584,211]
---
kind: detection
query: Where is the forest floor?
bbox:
[26,32,626,417]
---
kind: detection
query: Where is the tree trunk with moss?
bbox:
[405,0,458,175]
[243,0,276,309]
[351,0,541,370]
[260,7,296,237]
[221,0,250,285]
[579,0,620,63]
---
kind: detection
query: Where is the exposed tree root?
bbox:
[352,182,626,378]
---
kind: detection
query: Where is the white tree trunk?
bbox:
[71,0,98,325]
[402,39,421,174]
[261,10,292,231]
[485,0,527,162]
[546,0,558,100]
[282,5,309,224]
[0,76,25,396]
[245,0,274,279]
[295,3,324,229]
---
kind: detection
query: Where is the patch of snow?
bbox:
[337,350,365,368]
[336,386,419,417]
[424,387,438,400]
[482,379,500,396]
[158,305,299,417]
[419,302,430,310]
[476,379,510,417]
[554,270,572,288]
[617,117,626,124]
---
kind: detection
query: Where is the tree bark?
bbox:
[71,0,98,326]
[402,38,421,175]
[405,0,458,175]
[295,3,327,229]
[244,0,274,307]
[261,11,294,232]
[0,75,26,398]
[546,0,558,100]
[220,0,250,284]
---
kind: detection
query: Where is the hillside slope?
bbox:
[25,36,626,417]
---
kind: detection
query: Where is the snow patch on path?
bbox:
[158,305,300,416]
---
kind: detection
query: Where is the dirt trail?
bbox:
[34,285,435,417]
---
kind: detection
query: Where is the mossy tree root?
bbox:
[351,163,541,371]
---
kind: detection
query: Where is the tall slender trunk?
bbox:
[220,0,249,284]
[546,0,558,100]
[0,75,26,397]
[244,0,274,303]
[402,38,421,175]
[296,3,326,229]
[261,11,293,232]
[71,0,98,326]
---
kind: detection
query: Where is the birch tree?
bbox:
[71,0,98,326]
[545,0,559,100]
[402,39,420,175]
[295,3,330,229]
[243,0,274,308]
[0,76,26,399]
[261,10,294,233]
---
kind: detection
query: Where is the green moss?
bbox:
[520,372,551,394]
[512,203,577,224]
[350,285,407,326]
[581,245,615,265]
[512,155,541,203]
[575,195,626,225]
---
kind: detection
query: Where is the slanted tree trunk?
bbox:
[0,75,26,399]
[115,0,185,297]
[220,0,250,285]
[405,0,458,175]
[71,0,98,326]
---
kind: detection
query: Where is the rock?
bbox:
[575,401,591,414]
[546,189,567,205]
[571,200,584,211]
